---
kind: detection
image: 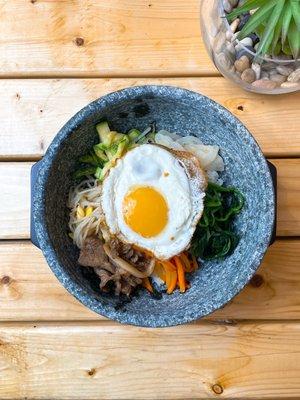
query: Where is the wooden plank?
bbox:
[275,159,300,237]
[0,240,300,322]
[0,0,215,77]
[0,159,299,239]
[1,78,300,159]
[1,321,300,399]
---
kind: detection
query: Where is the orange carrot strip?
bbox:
[167,269,177,294]
[162,260,176,271]
[154,262,166,282]
[165,268,171,289]
[174,256,186,293]
[142,277,153,293]
[180,252,192,272]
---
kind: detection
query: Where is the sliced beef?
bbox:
[79,236,142,297]
[78,236,112,270]
[109,237,151,270]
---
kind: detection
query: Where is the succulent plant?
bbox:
[227,0,300,59]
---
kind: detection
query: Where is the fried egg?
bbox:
[101,144,207,260]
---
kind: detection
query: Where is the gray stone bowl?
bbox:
[31,85,276,327]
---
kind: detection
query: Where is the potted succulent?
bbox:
[200,0,300,94]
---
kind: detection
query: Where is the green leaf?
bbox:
[238,0,278,40]
[282,41,293,55]
[288,17,300,58]
[272,1,289,53]
[73,166,96,180]
[290,0,300,31]
[282,2,293,45]
[227,0,265,22]
[257,0,286,56]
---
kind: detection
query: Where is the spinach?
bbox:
[191,182,244,260]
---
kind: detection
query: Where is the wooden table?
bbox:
[0,1,300,398]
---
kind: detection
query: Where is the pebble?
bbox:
[270,74,287,85]
[251,62,261,80]
[276,65,294,76]
[226,31,233,41]
[216,52,233,70]
[234,55,250,72]
[248,33,259,45]
[252,79,277,89]
[261,71,269,79]
[262,61,277,71]
[214,31,225,54]
[269,69,278,76]
[229,0,239,6]
[287,68,300,83]
[281,82,299,88]
[237,13,250,30]
[226,42,236,56]
[235,37,253,52]
[210,25,219,38]
[230,18,240,34]
[223,0,232,13]
[254,42,259,51]
[236,46,255,61]
[241,68,256,83]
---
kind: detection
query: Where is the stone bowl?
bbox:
[31,85,276,327]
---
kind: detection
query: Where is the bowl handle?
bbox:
[30,160,43,249]
[267,160,277,246]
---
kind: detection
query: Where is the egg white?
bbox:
[101,144,205,260]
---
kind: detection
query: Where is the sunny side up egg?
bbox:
[101,144,207,260]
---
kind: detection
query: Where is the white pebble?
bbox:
[287,68,300,83]
[251,62,261,80]
[226,31,233,41]
[226,42,236,55]
[235,37,253,52]
[230,18,240,34]
[261,71,269,79]
[223,0,232,13]
[270,74,287,85]
[231,32,239,43]
[276,65,294,76]
[213,31,225,54]
[210,25,219,38]
[216,52,233,70]
[281,81,300,88]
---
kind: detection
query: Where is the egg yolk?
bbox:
[123,186,168,238]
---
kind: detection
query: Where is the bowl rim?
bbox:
[33,84,275,327]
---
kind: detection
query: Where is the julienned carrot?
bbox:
[174,256,186,293]
[162,261,177,294]
[162,260,176,271]
[167,268,177,294]
[180,252,192,272]
[154,262,166,282]
[142,277,153,293]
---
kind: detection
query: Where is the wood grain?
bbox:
[1,78,299,159]
[0,159,299,239]
[1,321,300,399]
[0,0,214,77]
[0,240,300,322]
